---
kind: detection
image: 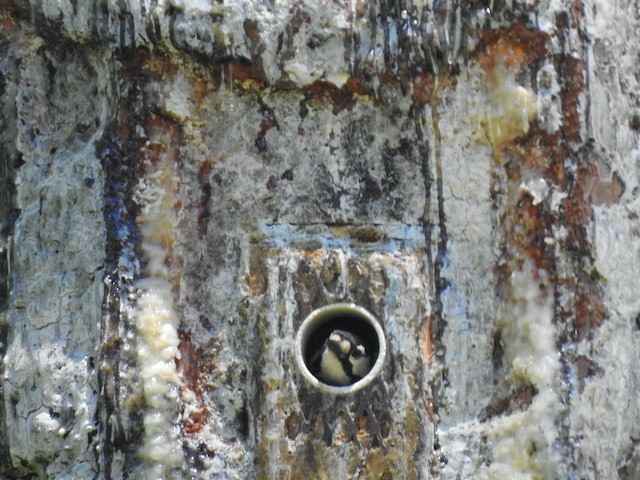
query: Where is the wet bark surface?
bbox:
[1,1,640,478]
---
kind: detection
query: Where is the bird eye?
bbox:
[352,345,366,358]
[329,333,342,343]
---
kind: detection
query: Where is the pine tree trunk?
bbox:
[1,1,639,478]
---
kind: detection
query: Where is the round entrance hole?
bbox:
[294,303,386,395]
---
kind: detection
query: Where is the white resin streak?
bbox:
[132,142,184,478]
[484,264,560,480]
[134,278,183,479]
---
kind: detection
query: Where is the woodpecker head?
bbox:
[315,329,372,386]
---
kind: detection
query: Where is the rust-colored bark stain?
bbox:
[502,138,554,173]
[553,9,586,142]
[412,74,436,109]
[144,53,181,79]
[473,9,615,413]
[478,383,538,422]
[300,80,358,114]
[562,150,624,251]
[229,61,268,90]
[473,25,546,149]
[570,0,586,27]
[560,151,611,341]
[562,170,590,250]
[296,76,389,114]
[474,21,549,75]
[338,0,368,21]
[0,4,20,33]
[143,53,223,107]
[248,248,268,296]
[424,398,436,423]
[178,333,202,395]
[189,76,218,105]
[177,332,210,435]
[558,56,585,141]
[572,288,607,340]
[418,316,433,363]
[343,77,370,96]
[512,197,550,269]
[478,7,619,418]
[494,140,556,275]
[96,48,159,476]
[243,18,261,45]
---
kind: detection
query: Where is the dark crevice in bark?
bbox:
[96,53,148,480]
[412,97,446,472]
[0,39,20,477]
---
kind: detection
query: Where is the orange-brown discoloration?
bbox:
[335,0,368,21]
[418,317,433,363]
[0,4,20,33]
[558,1,585,29]
[178,332,211,435]
[178,333,202,396]
[144,55,180,79]
[562,152,624,249]
[474,25,544,149]
[248,249,268,296]
[297,77,384,113]
[479,383,538,421]
[573,285,607,339]
[475,22,549,79]
[558,56,585,141]
[424,398,435,422]
[556,148,615,341]
[300,80,357,114]
[230,61,268,90]
[500,137,551,173]
[475,14,608,399]
[412,74,436,109]
[343,76,369,96]
[146,115,182,147]
[493,138,556,278]
[512,197,549,268]
[189,76,218,105]
[478,41,527,84]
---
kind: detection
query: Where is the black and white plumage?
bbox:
[309,329,372,386]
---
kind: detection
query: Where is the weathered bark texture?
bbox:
[1,0,640,478]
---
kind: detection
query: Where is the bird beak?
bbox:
[327,333,351,357]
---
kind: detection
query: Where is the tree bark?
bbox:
[1,0,639,478]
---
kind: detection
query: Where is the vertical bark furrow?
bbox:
[96,56,148,479]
